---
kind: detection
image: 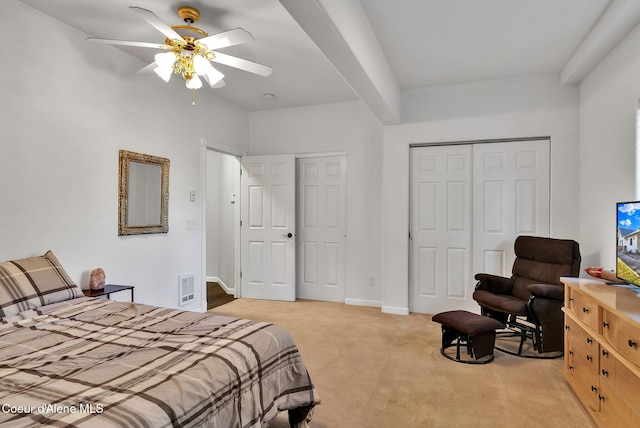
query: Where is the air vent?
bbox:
[179,273,195,306]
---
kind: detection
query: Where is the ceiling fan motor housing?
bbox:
[178,6,200,24]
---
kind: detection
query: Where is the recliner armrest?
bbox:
[528,283,563,300]
[474,273,514,294]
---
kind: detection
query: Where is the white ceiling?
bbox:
[360,0,611,89]
[19,0,613,113]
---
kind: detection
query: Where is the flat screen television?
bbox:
[616,201,640,286]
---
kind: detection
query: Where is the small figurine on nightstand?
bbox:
[89,268,106,291]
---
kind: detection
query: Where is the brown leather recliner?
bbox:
[472,235,581,356]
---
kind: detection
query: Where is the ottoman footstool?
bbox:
[432,310,505,364]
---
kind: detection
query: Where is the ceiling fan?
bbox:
[87,6,272,103]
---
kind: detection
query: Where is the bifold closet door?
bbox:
[410,145,473,314]
[472,140,550,277]
[409,139,550,314]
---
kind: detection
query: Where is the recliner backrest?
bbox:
[510,236,581,301]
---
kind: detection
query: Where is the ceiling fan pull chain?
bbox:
[192,88,196,106]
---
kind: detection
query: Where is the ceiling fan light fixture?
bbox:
[154,51,177,68]
[193,54,212,75]
[88,6,271,103]
[203,68,225,88]
[186,74,203,89]
[153,65,173,83]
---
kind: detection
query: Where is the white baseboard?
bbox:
[345,298,382,308]
[381,306,409,315]
[206,276,234,294]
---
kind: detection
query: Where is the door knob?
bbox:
[282,233,293,238]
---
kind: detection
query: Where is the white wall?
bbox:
[249,101,384,305]
[0,1,249,310]
[382,74,581,313]
[578,24,640,269]
[205,150,239,291]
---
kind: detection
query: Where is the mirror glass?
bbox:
[118,150,169,236]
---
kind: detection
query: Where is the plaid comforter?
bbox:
[0,298,318,427]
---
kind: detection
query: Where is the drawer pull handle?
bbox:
[603,321,609,328]
[569,350,574,356]
[602,369,608,376]
[586,338,593,344]
[565,325,570,330]
[629,339,637,348]
[569,365,574,371]
[591,385,597,392]
[582,307,589,313]
[599,395,605,402]
[602,349,609,357]
[587,355,592,361]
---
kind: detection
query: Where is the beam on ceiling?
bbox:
[279,0,401,125]
[561,0,640,85]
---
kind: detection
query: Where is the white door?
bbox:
[240,154,296,301]
[296,156,347,302]
[409,139,550,314]
[472,140,550,276]
[410,145,473,314]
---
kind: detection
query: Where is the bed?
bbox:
[0,251,318,427]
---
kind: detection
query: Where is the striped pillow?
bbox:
[0,251,82,319]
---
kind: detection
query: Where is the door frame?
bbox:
[200,141,243,311]
[201,144,349,310]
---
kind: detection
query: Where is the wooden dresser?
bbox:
[562,277,640,427]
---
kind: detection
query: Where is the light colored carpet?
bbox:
[208,299,594,428]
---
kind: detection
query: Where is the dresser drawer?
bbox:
[566,317,595,370]
[571,291,600,331]
[568,336,600,410]
[600,346,616,388]
[602,309,618,348]
[618,317,640,368]
[599,379,636,427]
[615,360,640,415]
[565,286,576,309]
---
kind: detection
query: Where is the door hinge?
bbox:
[240,271,243,278]
[240,220,243,227]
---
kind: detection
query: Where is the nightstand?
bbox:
[83,284,134,302]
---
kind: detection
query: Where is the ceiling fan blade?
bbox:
[212,79,226,89]
[198,28,255,50]
[86,37,167,49]
[211,52,272,77]
[129,6,184,41]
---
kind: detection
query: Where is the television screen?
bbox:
[617,201,640,286]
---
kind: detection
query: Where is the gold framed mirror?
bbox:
[118,150,169,236]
